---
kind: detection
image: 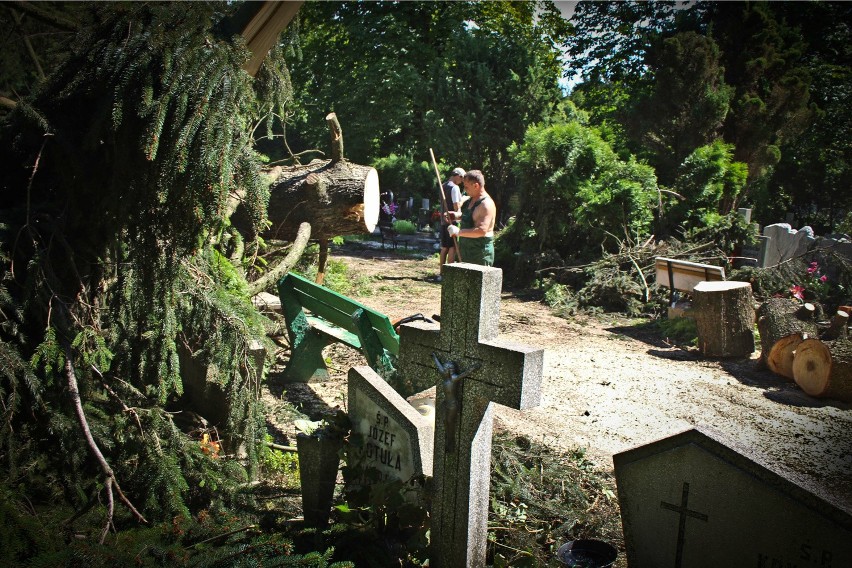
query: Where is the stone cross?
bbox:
[397,263,544,567]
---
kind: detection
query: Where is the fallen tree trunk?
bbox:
[261,159,380,242]
[792,338,852,402]
[693,281,755,357]
[232,113,380,243]
[756,298,819,379]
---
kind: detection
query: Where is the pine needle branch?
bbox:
[64,346,147,541]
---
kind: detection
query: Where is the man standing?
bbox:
[447,169,496,266]
[438,167,465,282]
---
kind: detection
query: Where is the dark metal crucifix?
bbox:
[397,263,544,567]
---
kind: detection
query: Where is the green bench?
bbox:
[277,272,400,383]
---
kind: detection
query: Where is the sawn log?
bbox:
[756,298,819,379]
[792,338,852,402]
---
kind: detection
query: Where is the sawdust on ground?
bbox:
[266,241,852,515]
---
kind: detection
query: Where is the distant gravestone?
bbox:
[614,427,852,568]
[347,365,433,483]
[397,263,544,568]
[763,223,816,267]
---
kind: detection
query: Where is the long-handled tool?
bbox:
[429,148,462,262]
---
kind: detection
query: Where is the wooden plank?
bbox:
[306,316,361,349]
[291,287,356,330]
[655,257,725,293]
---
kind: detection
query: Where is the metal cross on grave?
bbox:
[396,263,544,568]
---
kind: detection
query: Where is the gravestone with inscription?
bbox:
[614,427,852,568]
[347,365,433,485]
[397,263,544,568]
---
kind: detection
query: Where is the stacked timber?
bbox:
[756,298,819,379]
[757,298,852,402]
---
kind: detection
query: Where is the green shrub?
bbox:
[392,219,417,235]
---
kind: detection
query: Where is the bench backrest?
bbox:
[277,272,400,355]
[655,257,725,293]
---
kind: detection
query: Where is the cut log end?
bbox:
[792,339,831,396]
[766,333,805,380]
[363,168,380,232]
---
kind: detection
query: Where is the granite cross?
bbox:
[397,263,544,567]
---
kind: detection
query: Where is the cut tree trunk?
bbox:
[756,298,819,378]
[792,338,852,402]
[260,159,380,242]
[692,281,755,357]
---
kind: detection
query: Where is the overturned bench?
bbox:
[654,256,726,306]
[277,272,400,382]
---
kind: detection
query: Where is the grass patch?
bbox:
[656,315,698,345]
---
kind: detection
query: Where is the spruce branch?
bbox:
[64,346,147,542]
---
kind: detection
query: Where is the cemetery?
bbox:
[1,2,851,567]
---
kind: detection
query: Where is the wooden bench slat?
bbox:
[306,315,361,349]
[655,256,725,293]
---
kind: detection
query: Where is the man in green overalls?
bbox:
[446,169,496,266]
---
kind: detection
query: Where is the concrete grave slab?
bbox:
[614,427,852,568]
[347,365,433,483]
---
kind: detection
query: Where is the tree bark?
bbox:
[756,298,819,378]
[821,310,849,342]
[693,281,755,357]
[258,158,380,242]
[792,338,852,402]
[246,221,311,296]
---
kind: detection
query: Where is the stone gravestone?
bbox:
[614,427,852,568]
[763,223,816,267]
[347,365,434,485]
[397,263,544,568]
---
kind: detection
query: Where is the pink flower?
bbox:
[790,285,805,300]
[807,262,818,274]
[820,275,827,283]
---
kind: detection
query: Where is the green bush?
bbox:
[392,219,417,235]
[503,120,658,283]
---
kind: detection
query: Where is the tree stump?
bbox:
[792,338,852,402]
[756,298,819,379]
[693,281,755,357]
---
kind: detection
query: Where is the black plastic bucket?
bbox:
[556,539,618,568]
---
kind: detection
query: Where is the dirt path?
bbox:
[276,243,852,513]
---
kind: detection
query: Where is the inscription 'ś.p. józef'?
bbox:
[363,411,402,471]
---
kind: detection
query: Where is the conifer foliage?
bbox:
[0,1,294,538]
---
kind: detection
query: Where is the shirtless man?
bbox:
[446,169,496,266]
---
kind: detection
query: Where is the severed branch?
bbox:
[10,1,79,32]
[246,222,311,296]
[326,112,344,163]
[64,347,147,543]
